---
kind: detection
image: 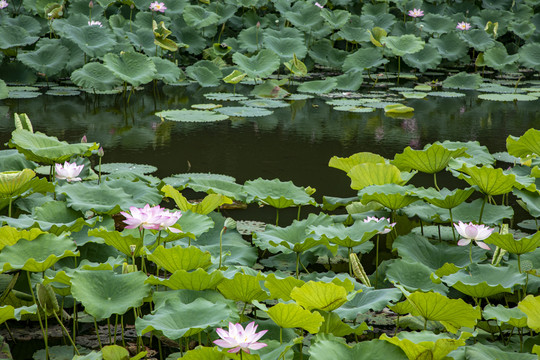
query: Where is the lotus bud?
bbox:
[305,186,316,196]
[223,217,237,231]
[81,135,87,143]
[256,21,260,28]
[89,1,93,8]
[97,146,104,157]
[122,262,137,273]
[130,3,134,9]
[129,244,137,255]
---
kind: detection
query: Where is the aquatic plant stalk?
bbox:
[26,272,49,359]
[94,317,103,350]
[478,195,487,223]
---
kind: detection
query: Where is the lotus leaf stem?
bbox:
[52,310,80,355]
[121,315,126,347]
[469,242,473,264]
[114,314,119,345]
[198,332,202,347]
[300,259,310,274]
[297,205,301,221]
[433,173,440,191]
[26,271,49,359]
[375,235,380,288]
[8,197,11,218]
[219,227,225,269]
[158,338,163,360]
[94,317,103,350]
[276,208,280,226]
[449,208,456,241]
[279,327,283,345]
[478,195,487,223]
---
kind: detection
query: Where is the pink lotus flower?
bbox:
[157,209,182,233]
[149,1,166,12]
[214,322,267,354]
[315,2,323,9]
[55,161,84,182]
[0,0,8,9]
[408,8,424,18]
[456,22,471,31]
[121,204,182,232]
[363,216,396,234]
[88,20,103,27]
[454,221,493,250]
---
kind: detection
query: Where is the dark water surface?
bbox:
[1,83,539,203]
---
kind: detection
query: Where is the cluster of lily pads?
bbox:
[1,109,540,360]
[1,0,540,97]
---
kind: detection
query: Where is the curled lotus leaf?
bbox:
[147,245,212,273]
[309,219,390,249]
[217,272,269,303]
[103,51,157,87]
[87,228,144,257]
[244,178,317,208]
[414,187,475,209]
[484,232,540,255]
[347,163,415,190]
[290,281,348,312]
[518,295,540,332]
[0,226,44,251]
[381,35,424,57]
[161,185,232,215]
[380,331,471,360]
[329,152,386,174]
[359,184,420,210]
[506,128,540,159]
[267,302,324,333]
[0,169,36,198]
[386,259,449,295]
[232,49,280,79]
[392,143,468,174]
[264,273,305,301]
[335,286,403,321]
[146,269,224,291]
[456,164,516,196]
[482,305,527,328]
[71,62,123,91]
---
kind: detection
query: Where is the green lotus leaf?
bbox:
[0,305,15,326]
[232,50,280,79]
[61,25,116,58]
[151,57,183,84]
[99,163,157,175]
[58,180,161,214]
[399,289,481,333]
[237,25,264,53]
[244,178,317,208]
[386,260,449,295]
[310,338,407,360]
[509,20,535,39]
[335,286,403,321]
[240,99,289,109]
[452,342,537,360]
[309,219,389,249]
[519,42,540,71]
[0,168,36,198]
[347,163,414,190]
[380,331,470,360]
[443,140,495,167]
[518,295,540,331]
[308,39,349,68]
[103,52,157,87]
[419,14,456,35]
[478,93,538,101]
[185,61,222,87]
[284,54,308,77]
[297,78,338,94]
[485,232,540,255]
[329,152,386,174]
[382,35,424,57]
[442,72,483,90]
[400,92,427,99]
[384,104,414,114]
[217,272,269,303]
[0,233,78,273]
[183,5,220,29]
[290,281,348,312]
[460,29,495,51]
[342,48,388,72]
[215,106,273,118]
[161,185,232,214]
[359,184,420,210]
[0,25,39,49]
[402,43,442,72]
[178,346,228,360]
[443,198,513,225]
[17,43,69,78]
[393,234,486,271]
[427,91,466,98]
[319,8,350,29]
[147,245,212,273]
[0,226,44,251]
[282,2,323,31]
[87,228,144,257]
[337,14,371,42]
[146,269,224,291]
[184,178,246,202]
[513,188,540,217]
[174,211,213,239]
[157,109,229,122]
[267,302,324,333]
[101,345,134,360]
[484,45,519,72]
[392,143,468,174]
[0,80,8,100]
[252,213,334,254]
[9,129,98,165]
[223,70,247,85]
[507,128,540,158]
[71,270,150,320]
[335,71,364,92]
[71,62,123,91]
[483,305,527,328]
[263,273,305,301]
[456,164,516,195]
[442,264,526,298]
[263,35,307,63]
[323,311,369,337]
[414,187,475,209]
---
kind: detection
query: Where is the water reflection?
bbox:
[1,84,538,199]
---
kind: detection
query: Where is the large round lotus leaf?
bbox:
[518,295,540,332]
[478,93,538,101]
[150,57,183,84]
[147,245,212,273]
[244,178,317,208]
[382,35,424,57]
[0,233,78,273]
[393,234,486,271]
[136,297,234,340]
[0,226,43,251]
[282,2,323,30]
[240,99,289,109]
[415,187,474,209]
[232,49,280,79]
[71,270,150,319]
[460,29,495,51]
[380,331,470,360]
[217,272,269,303]
[253,213,334,254]
[237,26,264,53]
[0,168,36,197]
[184,178,246,201]
[156,109,229,122]
[347,163,413,190]
[103,52,157,87]
[290,281,348,312]
[342,48,388,72]
[320,7,350,29]
[263,35,307,63]
[484,46,520,72]
[0,25,39,49]
[335,71,364,92]
[161,185,232,215]
[0,305,15,326]
[442,264,526,298]
[359,184,420,210]
[267,302,323,333]
[430,32,469,61]
[70,62,122,91]
[99,162,157,175]
[485,232,540,255]
[338,15,371,42]
[3,15,42,36]
[507,128,540,158]
[309,219,389,249]
[309,39,349,68]
[393,143,467,174]
[386,260,449,294]
[442,72,483,90]
[17,43,69,78]
[329,152,386,174]
[456,164,516,196]
[264,273,305,301]
[8,129,98,165]
[297,77,338,94]
[185,61,222,87]
[215,106,273,118]
[402,43,442,72]
[335,286,402,321]
[483,304,527,328]
[183,5,220,28]
[419,13,455,35]
[513,188,540,217]
[147,269,224,291]
[310,338,407,360]
[519,42,540,71]
[62,25,116,58]
[452,342,537,360]
[444,198,513,225]
[87,228,144,257]
[203,92,248,101]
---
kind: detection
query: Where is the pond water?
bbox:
[1,81,539,209]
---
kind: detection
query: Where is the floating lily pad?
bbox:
[156,109,229,122]
[427,91,466,98]
[190,104,222,110]
[478,93,538,101]
[240,99,289,108]
[203,93,249,101]
[442,72,483,90]
[99,163,157,175]
[215,106,273,117]
[333,106,375,113]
